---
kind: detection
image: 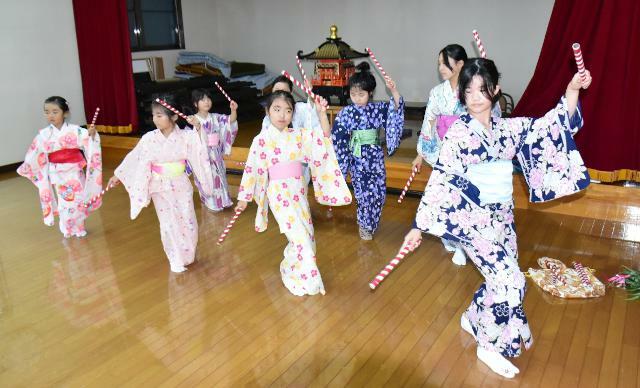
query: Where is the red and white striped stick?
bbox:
[572,261,591,286]
[214,81,233,103]
[547,262,567,285]
[472,30,487,59]
[90,107,100,126]
[217,209,243,245]
[280,70,321,104]
[398,166,419,204]
[572,43,587,82]
[154,98,189,120]
[295,56,309,88]
[369,238,422,290]
[82,181,118,208]
[366,47,391,80]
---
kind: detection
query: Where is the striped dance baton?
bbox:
[280,70,322,104]
[572,43,588,82]
[572,261,591,286]
[369,238,422,290]
[82,181,118,209]
[154,98,189,120]
[214,81,233,103]
[296,56,310,88]
[398,166,419,204]
[217,209,243,245]
[547,261,567,285]
[366,47,391,80]
[472,30,487,58]
[90,107,100,126]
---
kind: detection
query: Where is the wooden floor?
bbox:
[1,169,639,387]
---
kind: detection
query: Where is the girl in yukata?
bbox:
[413,44,501,266]
[403,58,592,378]
[262,75,327,186]
[18,96,102,238]
[331,62,405,240]
[189,88,238,211]
[108,99,214,273]
[236,91,351,296]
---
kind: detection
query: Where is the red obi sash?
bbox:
[48,148,84,163]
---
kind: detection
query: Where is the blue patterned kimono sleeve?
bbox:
[331,107,354,177]
[381,96,405,155]
[414,125,481,243]
[516,97,589,203]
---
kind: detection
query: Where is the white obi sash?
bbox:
[466,160,514,205]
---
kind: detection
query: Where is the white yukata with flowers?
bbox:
[115,127,214,272]
[17,122,102,237]
[238,124,351,296]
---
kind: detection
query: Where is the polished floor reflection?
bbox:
[0,169,639,387]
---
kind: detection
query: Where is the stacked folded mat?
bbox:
[133,51,279,132]
[175,51,277,91]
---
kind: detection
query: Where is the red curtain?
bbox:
[512,0,640,182]
[72,0,138,134]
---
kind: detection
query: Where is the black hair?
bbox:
[191,88,213,107]
[348,62,376,93]
[151,97,179,118]
[271,75,293,92]
[458,58,502,106]
[264,90,296,113]
[44,96,69,113]
[440,44,467,71]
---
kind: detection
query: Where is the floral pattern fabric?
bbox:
[17,122,102,237]
[331,97,404,233]
[415,97,590,357]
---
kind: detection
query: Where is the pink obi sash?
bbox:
[151,160,187,178]
[268,161,303,180]
[48,148,85,164]
[207,132,220,147]
[436,114,460,140]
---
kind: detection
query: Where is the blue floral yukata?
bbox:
[415,96,590,357]
[331,97,404,235]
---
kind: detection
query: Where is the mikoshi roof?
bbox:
[297,25,368,60]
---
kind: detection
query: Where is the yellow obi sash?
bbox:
[151,160,186,178]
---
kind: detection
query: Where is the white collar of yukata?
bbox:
[157,125,181,138]
[195,113,211,122]
[49,121,69,131]
[268,123,294,134]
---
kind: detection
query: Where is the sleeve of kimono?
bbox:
[414,120,481,242]
[304,126,352,207]
[216,114,238,155]
[16,132,55,225]
[296,102,321,131]
[330,107,354,177]
[185,129,215,196]
[417,89,442,165]
[381,96,405,156]
[114,136,152,220]
[237,136,270,231]
[78,128,103,212]
[516,96,589,203]
[261,115,270,132]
